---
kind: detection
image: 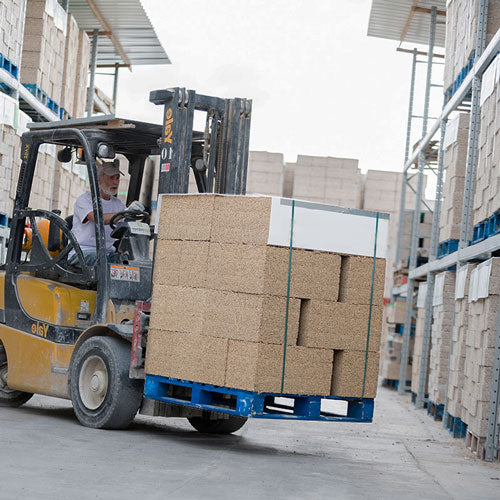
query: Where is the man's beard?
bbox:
[101,185,117,196]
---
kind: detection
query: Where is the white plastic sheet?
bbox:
[417,281,428,308]
[433,272,446,306]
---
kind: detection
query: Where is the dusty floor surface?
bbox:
[0,386,499,499]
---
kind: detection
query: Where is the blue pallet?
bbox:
[487,211,500,238]
[394,323,415,336]
[0,53,19,79]
[0,212,7,227]
[59,107,71,120]
[427,400,444,421]
[411,392,428,408]
[472,220,488,244]
[23,83,49,105]
[144,375,374,423]
[444,412,467,439]
[438,239,459,258]
[382,379,411,392]
[445,51,475,103]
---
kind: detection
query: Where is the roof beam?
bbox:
[400,3,447,45]
[396,47,445,58]
[414,7,446,17]
[85,0,132,71]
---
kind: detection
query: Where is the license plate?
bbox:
[110,265,140,282]
[128,221,151,236]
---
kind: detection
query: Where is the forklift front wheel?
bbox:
[0,346,33,407]
[187,413,247,434]
[69,336,143,429]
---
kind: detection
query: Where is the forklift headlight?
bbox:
[97,142,115,159]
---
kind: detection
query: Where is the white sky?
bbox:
[96,0,444,173]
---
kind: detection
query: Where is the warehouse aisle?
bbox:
[0,386,498,499]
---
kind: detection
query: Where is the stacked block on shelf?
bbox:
[462,258,500,438]
[411,282,429,396]
[473,53,500,225]
[446,264,475,420]
[73,29,90,118]
[146,194,387,398]
[21,0,67,103]
[59,14,79,117]
[291,155,363,208]
[444,0,500,92]
[0,0,26,68]
[246,151,284,197]
[440,113,469,241]
[428,271,456,407]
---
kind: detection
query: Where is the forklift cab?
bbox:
[5,118,167,336]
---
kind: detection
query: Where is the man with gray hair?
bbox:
[68,161,142,266]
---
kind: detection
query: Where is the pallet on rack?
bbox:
[394,323,415,336]
[444,51,475,102]
[427,400,444,421]
[382,378,411,392]
[144,375,374,423]
[437,239,459,258]
[0,53,19,79]
[444,412,467,439]
[411,391,428,408]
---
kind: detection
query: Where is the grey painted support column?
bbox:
[416,119,447,409]
[398,7,437,395]
[87,29,99,117]
[113,63,119,108]
[393,48,419,303]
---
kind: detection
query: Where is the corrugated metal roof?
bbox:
[367,0,447,48]
[69,0,170,66]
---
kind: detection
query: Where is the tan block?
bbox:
[225,341,333,395]
[203,290,300,345]
[145,330,228,386]
[157,194,215,241]
[210,195,272,245]
[338,255,385,305]
[331,350,379,398]
[298,301,382,351]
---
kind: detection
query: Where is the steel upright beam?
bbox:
[416,119,447,408]
[87,29,99,117]
[113,63,119,107]
[398,7,437,395]
[393,48,419,302]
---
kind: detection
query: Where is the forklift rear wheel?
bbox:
[70,336,143,429]
[188,413,247,434]
[0,345,33,407]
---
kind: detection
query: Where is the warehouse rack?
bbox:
[391,0,500,461]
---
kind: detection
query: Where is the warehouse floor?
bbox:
[0,386,498,499]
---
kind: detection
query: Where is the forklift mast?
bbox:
[149,88,252,196]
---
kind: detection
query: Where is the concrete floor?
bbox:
[0,386,499,500]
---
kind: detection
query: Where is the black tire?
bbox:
[0,345,33,408]
[69,336,143,429]
[188,412,247,434]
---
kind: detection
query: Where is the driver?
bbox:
[68,161,142,267]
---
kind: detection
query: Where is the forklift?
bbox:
[0,88,252,432]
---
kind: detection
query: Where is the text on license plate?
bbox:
[110,265,140,282]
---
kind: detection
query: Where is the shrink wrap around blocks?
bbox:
[146,194,388,397]
[246,151,284,197]
[21,0,67,102]
[428,271,456,406]
[0,0,25,66]
[291,155,363,209]
[411,306,429,395]
[73,29,90,118]
[462,258,500,437]
[446,264,475,419]
[444,0,500,92]
[440,113,469,242]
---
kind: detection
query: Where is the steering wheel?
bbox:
[109,210,150,230]
[18,209,94,281]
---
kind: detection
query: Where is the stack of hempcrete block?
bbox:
[21,0,67,103]
[447,264,475,419]
[60,14,79,117]
[292,155,363,208]
[146,194,387,397]
[282,163,295,198]
[462,258,500,439]
[411,282,429,395]
[439,113,469,241]
[73,29,90,118]
[428,271,456,406]
[246,151,284,197]
[380,334,413,381]
[0,0,25,67]
[444,0,500,92]
[473,54,500,225]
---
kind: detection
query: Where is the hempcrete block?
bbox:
[60,14,79,116]
[332,350,378,398]
[297,300,383,351]
[73,29,90,118]
[411,306,429,394]
[225,341,333,395]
